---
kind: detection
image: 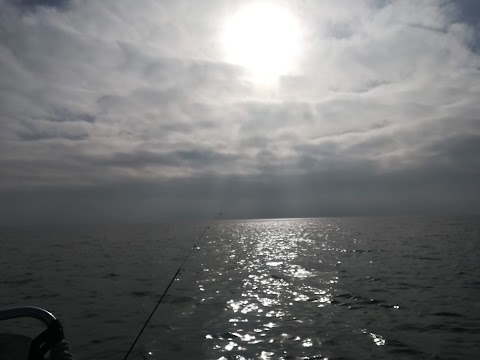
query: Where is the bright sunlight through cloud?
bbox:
[223,2,302,84]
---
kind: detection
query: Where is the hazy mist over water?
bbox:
[1,216,479,359]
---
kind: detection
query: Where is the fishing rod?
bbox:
[123,212,222,360]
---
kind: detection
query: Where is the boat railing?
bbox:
[0,306,65,360]
[0,306,57,326]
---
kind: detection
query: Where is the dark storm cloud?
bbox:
[422,133,480,170]
[97,148,240,169]
[47,109,95,123]
[10,108,94,141]
[2,152,479,225]
[16,129,88,141]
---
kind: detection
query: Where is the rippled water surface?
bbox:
[1,217,480,359]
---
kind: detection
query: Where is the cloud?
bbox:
[0,0,479,223]
[13,0,71,11]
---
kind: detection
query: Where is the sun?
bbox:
[223,2,301,83]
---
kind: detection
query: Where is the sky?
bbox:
[0,0,479,225]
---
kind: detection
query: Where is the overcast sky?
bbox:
[0,0,479,225]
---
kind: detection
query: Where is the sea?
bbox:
[1,216,479,360]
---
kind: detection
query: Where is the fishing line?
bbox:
[123,212,222,360]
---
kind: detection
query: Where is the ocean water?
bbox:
[1,216,479,359]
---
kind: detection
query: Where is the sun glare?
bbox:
[223,2,302,84]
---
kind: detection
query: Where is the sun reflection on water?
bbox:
[193,219,344,359]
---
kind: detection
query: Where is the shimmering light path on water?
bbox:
[1,217,479,359]
[140,217,480,359]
